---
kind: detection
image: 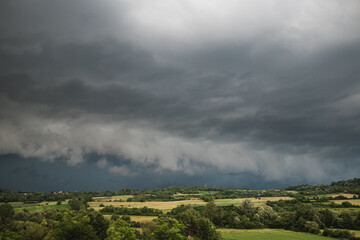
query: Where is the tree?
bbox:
[0,230,22,240]
[88,211,110,240]
[178,208,221,240]
[240,199,256,215]
[151,218,186,240]
[54,212,99,240]
[204,199,218,223]
[106,219,138,240]
[18,221,49,240]
[0,203,14,223]
[68,197,87,211]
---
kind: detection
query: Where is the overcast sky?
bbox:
[1,0,360,191]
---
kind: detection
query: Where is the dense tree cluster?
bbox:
[0,203,221,240]
[100,206,162,216]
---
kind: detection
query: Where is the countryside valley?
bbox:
[1,178,360,239]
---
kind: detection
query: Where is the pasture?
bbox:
[9,201,70,212]
[92,195,133,202]
[220,229,337,240]
[88,196,294,212]
[88,199,205,212]
[102,215,157,223]
[330,199,360,206]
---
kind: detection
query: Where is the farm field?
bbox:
[326,194,355,199]
[88,199,205,212]
[220,229,337,240]
[88,196,294,212]
[92,195,134,202]
[9,201,70,212]
[102,215,157,223]
[214,196,293,207]
[330,199,360,206]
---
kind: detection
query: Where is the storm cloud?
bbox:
[1,0,360,190]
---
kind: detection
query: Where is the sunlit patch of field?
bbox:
[92,195,133,202]
[90,196,293,212]
[214,197,293,207]
[327,199,360,206]
[129,216,157,223]
[9,201,70,212]
[286,191,298,194]
[350,230,360,237]
[173,193,202,196]
[326,194,355,199]
[199,191,219,195]
[219,228,336,240]
[88,199,206,212]
[102,215,157,223]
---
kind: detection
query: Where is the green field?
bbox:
[10,202,70,212]
[220,229,337,240]
[92,195,134,202]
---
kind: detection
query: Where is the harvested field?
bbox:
[329,199,360,206]
[92,195,133,202]
[326,194,356,199]
[89,196,294,212]
[88,199,205,212]
[130,216,157,223]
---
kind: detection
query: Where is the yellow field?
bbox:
[173,193,202,196]
[102,215,156,223]
[88,199,205,212]
[214,197,293,207]
[89,196,293,212]
[326,194,355,199]
[129,216,157,222]
[329,199,360,206]
[92,195,133,202]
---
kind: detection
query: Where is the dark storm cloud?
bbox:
[1,0,360,190]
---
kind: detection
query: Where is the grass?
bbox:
[329,199,360,206]
[326,194,356,199]
[89,196,295,213]
[102,215,157,223]
[12,202,70,212]
[92,195,133,202]
[88,199,205,212]
[350,230,360,237]
[220,229,337,240]
[214,197,293,207]
[129,216,157,223]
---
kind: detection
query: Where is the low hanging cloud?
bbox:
[0,114,335,182]
[1,0,360,187]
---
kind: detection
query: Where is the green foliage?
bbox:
[106,219,138,240]
[100,206,162,216]
[322,228,354,239]
[68,197,88,211]
[204,199,218,223]
[177,208,221,240]
[0,203,14,222]
[151,218,186,240]
[87,211,110,240]
[54,212,99,240]
[17,221,49,240]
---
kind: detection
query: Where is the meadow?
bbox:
[9,201,70,212]
[88,195,294,212]
[220,229,337,240]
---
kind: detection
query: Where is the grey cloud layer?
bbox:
[1,0,360,185]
